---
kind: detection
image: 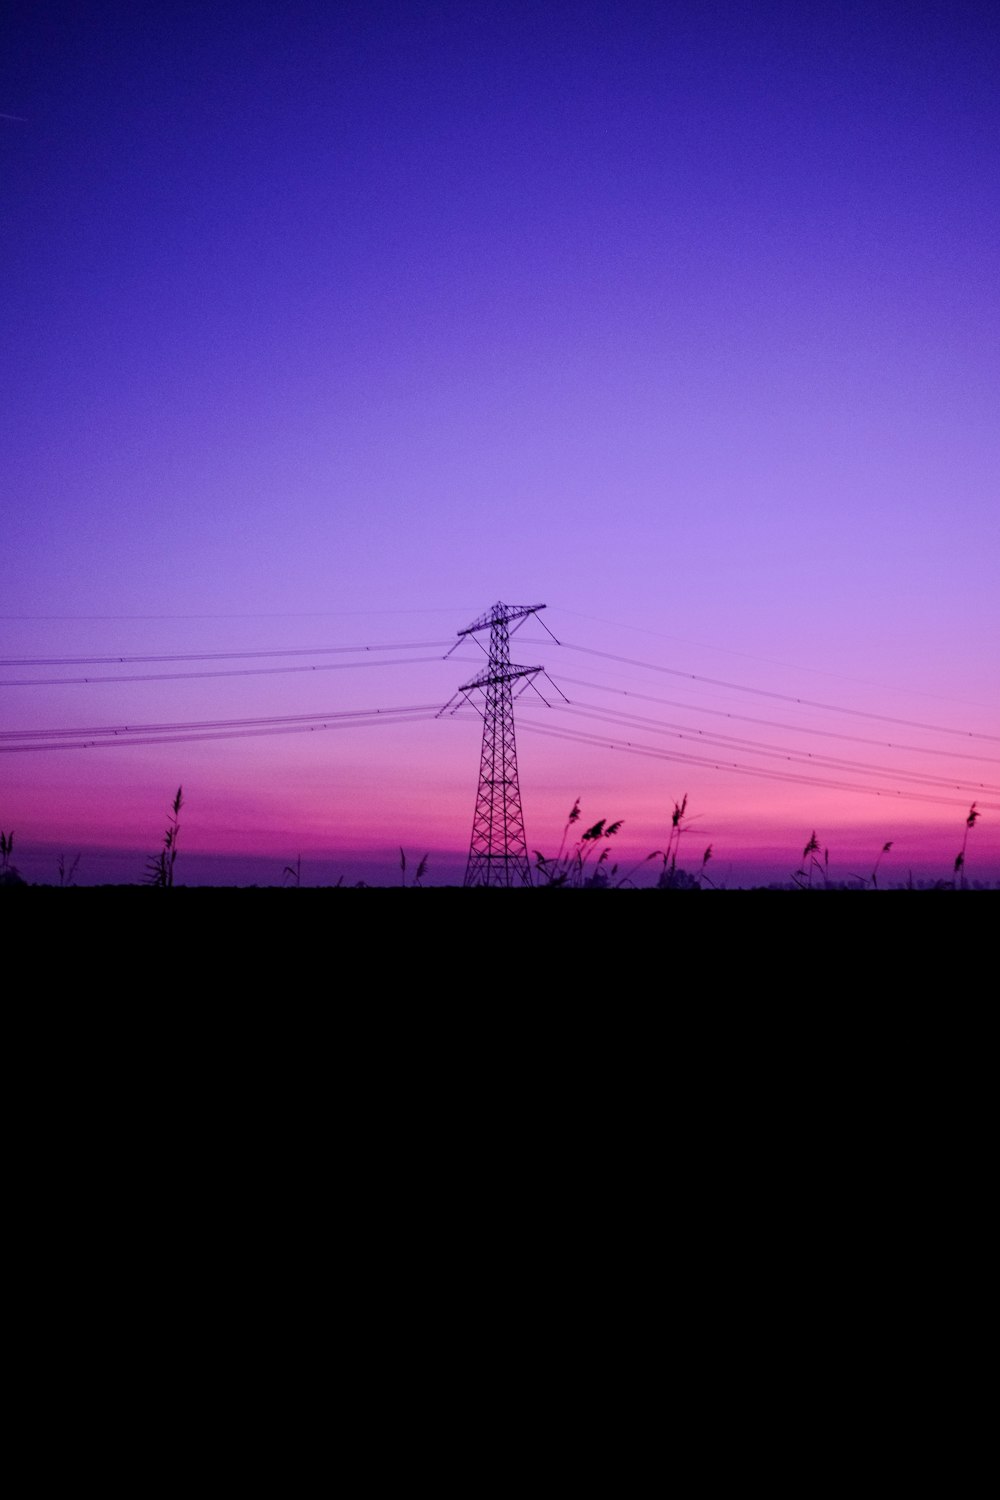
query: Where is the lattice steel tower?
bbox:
[456,602,545,888]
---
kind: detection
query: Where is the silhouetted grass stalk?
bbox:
[851,841,893,890]
[954,803,980,889]
[535,802,623,887]
[399,849,429,888]
[144,786,183,887]
[794,831,821,890]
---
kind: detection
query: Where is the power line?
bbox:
[6,610,996,819]
[0,640,453,668]
[0,608,474,621]
[0,703,440,753]
[546,641,1000,743]
[552,607,994,710]
[511,717,1000,813]
[546,673,1000,766]
[0,654,480,688]
[540,700,1000,798]
[7,629,994,750]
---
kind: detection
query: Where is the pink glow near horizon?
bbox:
[5,612,996,886]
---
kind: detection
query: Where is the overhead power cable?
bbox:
[0,654,480,688]
[541,700,1000,798]
[544,641,1000,743]
[545,673,1000,766]
[0,608,474,621]
[0,640,453,668]
[507,716,1000,813]
[550,607,994,710]
[0,703,440,753]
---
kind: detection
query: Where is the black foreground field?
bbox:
[10,884,991,983]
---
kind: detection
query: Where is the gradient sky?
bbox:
[3,1,998,885]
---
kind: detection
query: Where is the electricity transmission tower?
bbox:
[449,602,547,888]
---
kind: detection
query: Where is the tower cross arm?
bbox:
[459,664,542,692]
[457,602,546,637]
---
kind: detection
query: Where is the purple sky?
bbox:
[3,2,998,885]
